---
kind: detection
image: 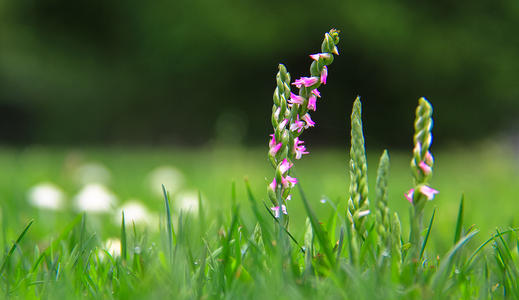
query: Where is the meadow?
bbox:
[2,29,519,299]
[1,141,519,298]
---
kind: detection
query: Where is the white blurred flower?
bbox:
[115,200,157,227]
[148,166,184,196]
[28,182,65,210]
[74,163,111,185]
[175,190,200,213]
[74,184,117,213]
[104,238,121,257]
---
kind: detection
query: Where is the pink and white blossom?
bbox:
[289,116,305,133]
[405,186,439,203]
[320,66,328,85]
[269,178,277,191]
[309,53,331,61]
[419,185,439,200]
[293,137,309,159]
[418,161,432,175]
[425,151,434,165]
[308,94,317,111]
[279,159,293,174]
[271,205,288,218]
[279,119,289,129]
[405,188,415,203]
[292,77,319,88]
[289,92,305,105]
[301,114,315,128]
[269,134,282,156]
[282,175,298,188]
[311,89,321,98]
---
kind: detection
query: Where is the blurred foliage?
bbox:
[1,0,518,146]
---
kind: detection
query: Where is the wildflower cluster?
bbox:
[267,29,340,219]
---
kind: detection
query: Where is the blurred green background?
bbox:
[1,0,518,146]
[1,1,519,250]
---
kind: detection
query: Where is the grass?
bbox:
[0,142,518,298]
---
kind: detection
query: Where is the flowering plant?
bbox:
[267,29,340,222]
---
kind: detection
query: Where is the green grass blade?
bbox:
[453,195,464,245]
[262,201,304,253]
[431,230,479,292]
[121,211,127,262]
[297,183,336,268]
[0,219,34,275]
[162,184,175,262]
[420,207,436,260]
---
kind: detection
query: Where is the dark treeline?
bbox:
[1,0,518,147]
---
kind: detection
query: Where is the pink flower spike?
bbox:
[292,77,319,88]
[419,186,439,201]
[288,92,305,105]
[311,89,321,98]
[418,161,432,175]
[308,94,317,111]
[279,159,293,174]
[405,188,415,203]
[302,114,315,128]
[320,66,328,85]
[309,53,331,61]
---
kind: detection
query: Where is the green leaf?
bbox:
[298,183,336,268]
[453,195,464,245]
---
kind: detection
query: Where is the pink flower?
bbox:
[279,119,289,129]
[320,66,328,85]
[289,116,305,133]
[274,107,281,120]
[286,195,292,201]
[269,134,282,156]
[292,77,319,88]
[271,205,288,218]
[405,188,415,203]
[311,89,321,98]
[293,137,309,159]
[418,161,432,175]
[308,94,317,111]
[413,142,422,154]
[419,185,439,200]
[288,92,305,105]
[301,114,315,128]
[405,186,439,203]
[279,158,293,174]
[425,151,434,165]
[282,175,297,188]
[269,178,277,191]
[309,53,331,61]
